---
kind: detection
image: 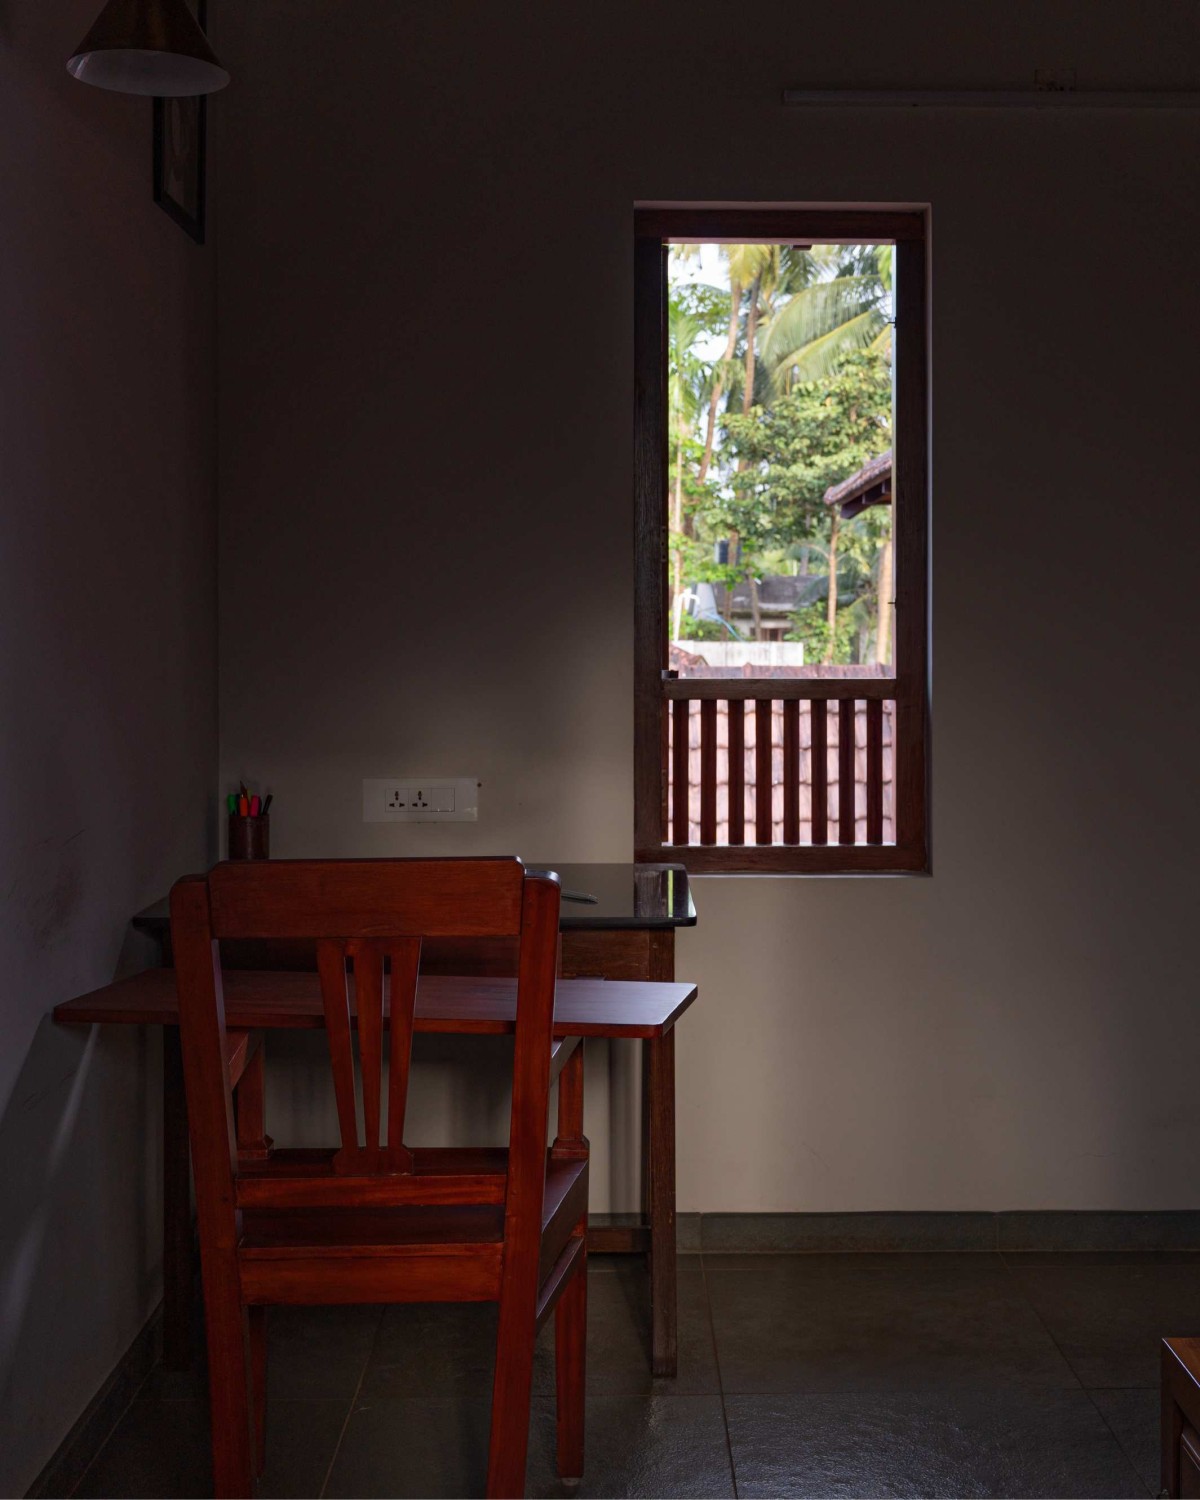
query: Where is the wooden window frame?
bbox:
[633,206,930,874]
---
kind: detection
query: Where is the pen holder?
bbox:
[228,814,270,861]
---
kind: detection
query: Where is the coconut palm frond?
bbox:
[770,308,889,391]
[758,276,883,368]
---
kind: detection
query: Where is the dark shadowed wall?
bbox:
[214,2,1200,1216]
[0,2,217,1490]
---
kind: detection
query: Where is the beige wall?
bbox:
[0,2,217,1491]
[218,1,1200,1213]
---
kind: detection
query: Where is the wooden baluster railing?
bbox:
[755,699,772,844]
[839,699,856,845]
[811,699,828,846]
[699,699,717,845]
[782,699,799,845]
[672,698,689,845]
[866,699,884,845]
[664,687,895,852]
[727,699,745,845]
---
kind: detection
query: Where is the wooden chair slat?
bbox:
[387,939,421,1152]
[354,943,385,1151]
[315,940,360,1155]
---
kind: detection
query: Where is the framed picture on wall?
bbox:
[152,0,208,245]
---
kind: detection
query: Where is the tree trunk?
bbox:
[671,436,685,629]
[748,573,764,641]
[875,523,894,666]
[736,276,764,637]
[824,512,840,663]
[698,280,742,484]
[741,274,762,415]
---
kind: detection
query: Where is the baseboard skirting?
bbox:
[25,1306,161,1500]
[657,1210,1200,1255]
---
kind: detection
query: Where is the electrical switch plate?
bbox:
[362,777,480,822]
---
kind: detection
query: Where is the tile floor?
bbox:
[72,1251,1200,1498]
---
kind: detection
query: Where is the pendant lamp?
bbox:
[67,0,229,96]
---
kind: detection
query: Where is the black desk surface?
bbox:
[133,862,696,935]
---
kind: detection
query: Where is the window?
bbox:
[633,207,929,873]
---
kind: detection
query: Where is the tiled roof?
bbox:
[823,448,893,518]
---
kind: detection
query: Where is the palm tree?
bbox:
[758,246,892,392]
[667,299,711,619]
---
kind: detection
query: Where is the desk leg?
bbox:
[645,1027,677,1377]
[645,929,677,1378]
[162,1026,194,1370]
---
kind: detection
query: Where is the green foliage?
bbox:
[718,349,892,553]
[667,244,895,657]
[678,615,735,642]
[786,600,858,663]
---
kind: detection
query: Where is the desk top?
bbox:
[54,968,697,1039]
[132,862,697,936]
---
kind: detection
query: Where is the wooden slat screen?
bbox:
[664,691,896,851]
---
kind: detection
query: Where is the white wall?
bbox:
[217,0,1200,1213]
[0,2,217,1490]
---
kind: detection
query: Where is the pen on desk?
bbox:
[261,794,273,817]
[226,793,237,814]
[238,794,249,817]
[249,794,261,817]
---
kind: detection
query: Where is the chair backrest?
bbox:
[170,857,562,1249]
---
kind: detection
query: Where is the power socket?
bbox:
[363,777,480,822]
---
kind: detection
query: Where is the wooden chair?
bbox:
[1164,1338,1200,1497]
[170,857,588,1499]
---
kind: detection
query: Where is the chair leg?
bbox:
[200,1251,256,1499]
[249,1306,267,1477]
[555,1233,587,1482]
[486,1281,539,1498]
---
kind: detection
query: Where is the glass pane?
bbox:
[668,243,895,682]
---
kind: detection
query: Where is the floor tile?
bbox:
[724,1389,1149,1498]
[1009,1261,1200,1387]
[74,1397,346,1499]
[705,1253,1077,1394]
[325,1394,734,1499]
[361,1259,718,1400]
[265,1303,383,1400]
[566,1257,720,1396]
[1090,1388,1161,1495]
[323,1396,493,1498]
[362,1300,499,1399]
[526,1394,735,1498]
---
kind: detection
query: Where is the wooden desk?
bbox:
[74,865,697,1377]
[129,870,693,1374]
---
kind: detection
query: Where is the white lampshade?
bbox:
[67,0,229,96]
